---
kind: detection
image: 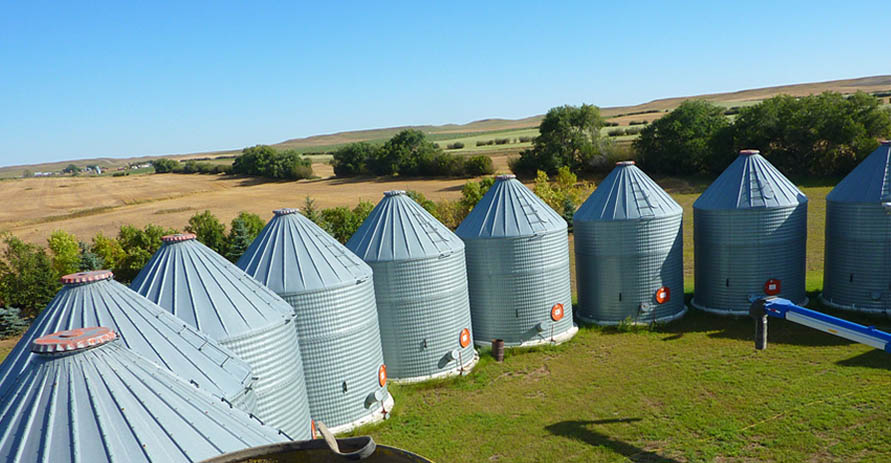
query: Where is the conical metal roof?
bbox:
[575,162,682,221]
[346,191,464,262]
[0,327,285,463]
[236,208,372,294]
[130,234,293,340]
[826,141,891,203]
[455,175,566,238]
[0,271,255,407]
[694,150,807,210]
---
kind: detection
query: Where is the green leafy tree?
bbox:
[333,142,376,177]
[511,104,606,176]
[731,91,891,175]
[458,177,495,215]
[232,145,313,180]
[47,230,81,277]
[115,224,176,283]
[186,210,228,255]
[319,201,375,243]
[91,233,126,274]
[634,100,730,175]
[406,190,438,216]
[533,167,592,217]
[0,235,59,317]
[369,129,440,176]
[152,158,180,173]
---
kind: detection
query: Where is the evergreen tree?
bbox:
[225,217,253,262]
[0,306,30,339]
[78,241,104,271]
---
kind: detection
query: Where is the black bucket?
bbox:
[201,421,433,463]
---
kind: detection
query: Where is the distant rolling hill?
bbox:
[2,75,889,178]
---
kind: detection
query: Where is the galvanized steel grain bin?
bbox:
[346,191,477,382]
[821,141,891,314]
[574,162,686,324]
[237,208,392,433]
[131,234,313,440]
[0,270,257,412]
[455,174,577,346]
[692,150,808,316]
[0,327,285,463]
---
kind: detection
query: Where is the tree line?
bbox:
[331,129,495,178]
[512,92,891,178]
[153,145,314,180]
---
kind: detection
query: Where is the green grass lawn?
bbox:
[344,182,890,463]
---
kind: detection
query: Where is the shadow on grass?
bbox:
[836,349,891,370]
[546,419,681,463]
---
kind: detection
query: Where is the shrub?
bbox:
[462,155,495,176]
[0,306,29,339]
[112,171,129,177]
[608,128,626,137]
[48,230,81,277]
[152,158,180,173]
[494,138,510,145]
[518,136,534,143]
[232,145,314,180]
[333,142,375,176]
[446,142,465,150]
[115,224,177,283]
[625,126,644,135]
[634,99,730,175]
[532,167,593,218]
[628,120,648,126]
[186,210,227,255]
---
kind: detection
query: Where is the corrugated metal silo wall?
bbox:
[369,251,475,380]
[279,278,388,428]
[823,202,891,311]
[575,214,685,323]
[221,318,311,440]
[694,204,807,314]
[462,230,573,345]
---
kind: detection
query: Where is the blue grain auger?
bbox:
[749,297,891,353]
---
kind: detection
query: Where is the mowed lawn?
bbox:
[1,181,889,462]
[347,182,891,463]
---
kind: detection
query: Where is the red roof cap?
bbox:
[740,149,760,156]
[31,327,117,354]
[616,161,636,166]
[162,233,197,243]
[273,208,300,216]
[61,270,113,285]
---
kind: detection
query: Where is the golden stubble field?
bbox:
[0,156,515,245]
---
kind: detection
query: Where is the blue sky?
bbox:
[0,1,887,167]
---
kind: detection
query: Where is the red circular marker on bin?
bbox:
[551,303,565,322]
[31,327,117,354]
[655,286,671,304]
[459,328,471,348]
[764,279,781,296]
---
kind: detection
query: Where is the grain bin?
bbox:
[0,327,286,463]
[455,174,577,345]
[692,150,808,316]
[821,141,891,314]
[346,191,477,382]
[131,234,312,440]
[574,162,686,324]
[237,208,391,433]
[0,270,257,412]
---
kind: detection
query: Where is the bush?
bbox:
[112,171,129,177]
[532,167,593,219]
[446,142,465,150]
[232,145,314,180]
[462,155,495,176]
[608,128,626,137]
[518,136,534,143]
[333,142,376,176]
[152,158,179,173]
[186,210,227,255]
[0,306,29,339]
[494,138,510,145]
[624,126,644,135]
[114,224,177,283]
[634,99,730,175]
[628,120,648,126]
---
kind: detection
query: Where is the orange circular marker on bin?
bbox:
[551,303,565,321]
[459,328,471,348]
[655,286,671,304]
[378,365,387,387]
